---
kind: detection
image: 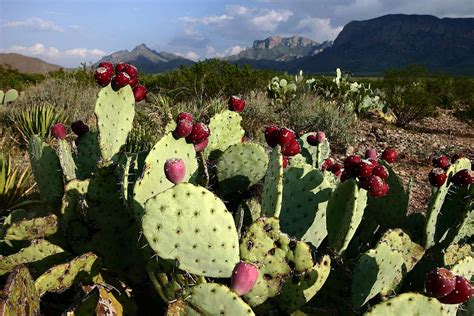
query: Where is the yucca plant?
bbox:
[11,103,66,143]
[0,152,36,212]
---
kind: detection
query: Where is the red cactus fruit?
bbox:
[193,138,209,152]
[231,261,259,296]
[344,155,362,176]
[432,155,450,170]
[451,153,464,163]
[123,64,138,79]
[177,112,193,122]
[229,96,246,113]
[381,147,398,163]
[307,134,318,146]
[115,62,128,73]
[428,168,447,187]
[451,169,473,186]
[133,85,147,102]
[365,148,377,160]
[356,160,375,178]
[360,175,388,197]
[437,276,473,304]
[51,123,67,140]
[330,163,343,177]
[174,119,193,138]
[425,268,456,298]
[278,128,296,147]
[164,158,186,184]
[71,120,89,136]
[94,67,113,87]
[321,158,334,171]
[111,72,130,91]
[264,125,280,148]
[98,61,114,74]
[368,158,379,167]
[129,76,139,88]
[281,138,301,156]
[186,122,210,144]
[282,156,289,169]
[372,165,389,180]
[341,170,352,182]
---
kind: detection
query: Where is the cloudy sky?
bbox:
[1,0,473,67]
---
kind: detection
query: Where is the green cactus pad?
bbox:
[29,135,64,203]
[70,287,125,315]
[142,183,240,278]
[278,255,331,314]
[376,229,425,270]
[74,131,101,179]
[235,198,261,236]
[205,109,245,159]
[133,132,198,219]
[240,217,314,306]
[178,283,255,315]
[118,152,146,207]
[94,84,135,161]
[449,202,473,246]
[3,89,19,104]
[216,142,268,197]
[365,161,409,230]
[365,293,447,316]
[450,256,474,279]
[327,179,368,254]
[288,154,308,168]
[425,157,471,249]
[34,252,100,296]
[298,133,330,168]
[0,265,40,315]
[0,90,4,105]
[0,239,66,276]
[57,139,77,181]
[443,244,472,266]
[262,146,284,217]
[1,210,58,241]
[279,163,333,248]
[351,243,405,308]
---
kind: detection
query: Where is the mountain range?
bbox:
[0,53,62,74]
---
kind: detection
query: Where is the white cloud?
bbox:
[1,17,64,32]
[296,18,343,42]
[252,9,293,31]
[225,45,246,56]
[176,51,200,61]
[225,5,249,16]
[64,48,107,58]
[180,15,234,25]
[68,24,80,30]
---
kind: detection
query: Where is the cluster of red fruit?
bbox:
[228,96,246,113]
[323,148,398,198]
[425,267,473,304]
[428,154,473,187]
[264,126,301,166]
[50,120,89,140]
[94,62,147,102]
[173,112,210,152]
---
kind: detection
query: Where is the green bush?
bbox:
[0,65,45,90]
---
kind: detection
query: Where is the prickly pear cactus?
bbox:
[172,283,255,315]
[261,146,284,217]
[205,109,245,159]
[239,217,314,306]
[298,133,330,169]
[118,152,146,207]
[142,183,240,277]
[0,265,40,316]
[57,139,77,181]
[327,179,368,254]
[216,142,268,197]
[94,84,135,161]
[376,229,425,270]
[73,131,101,179]
[1,210,58,241]
[279,162,333,248]
[278,255,331,314]
[133,132,198,219]
[235,198,262,236]
[365,293,447,316]
[3,89,19,104]
[29,135,64,204]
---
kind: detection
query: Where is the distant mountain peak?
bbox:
[252,35,320,49]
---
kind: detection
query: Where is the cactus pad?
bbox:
[0,265,40,315]
[142,183,240,277]
[298,133,330,168]
[205,109,245,159]
[74,131,101,179]
[94,84,135,161]
[365,293,447,316]
[279,163,333,248]
[34,252,100,296]
[376,229,425,270]
[133,132,198,219]
[327,179,368,254]
[240,217,314,306]
[29,135,64,203]
[216,142,268,197]
[1,210,58,241]
[3,89,19,104]
[261,146,284,217]
[57,139,77,181]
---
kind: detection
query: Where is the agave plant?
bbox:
[0,152,36,212]
[11,103,66,143]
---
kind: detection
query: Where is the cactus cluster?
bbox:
[0,88,18,106]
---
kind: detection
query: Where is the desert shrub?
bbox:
[0,65,45,90]
[125,110,162,153]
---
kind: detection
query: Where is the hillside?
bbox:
[0,53,63,74]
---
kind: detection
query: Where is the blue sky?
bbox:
[1,0,473,67]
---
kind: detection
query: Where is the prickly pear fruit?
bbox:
[177,112,193,122]
[278,128,296,146]
[111,72,130,91]
[341,170,351,182]
[186,122,210,144]
[365,148,377,160]
[316,131,326,143]
[322,158,334,171]
[71,120,89,136]
[451,153,464,163]
[360,175,388,197]
[98,61,114,74]
[51,123,67,140]
[437,276,473,304]
[381,147,398,163]
[123,64,138,79]
[229,96,246,113]
[174,119,193,138]
[129,76,139,88]
[283,156,289,169]
[307,131,325,146]
[344,155,361,175]
[133,85,147,102]
[368,158,379,167]
[356,160,375,178]
[451,169,473,186]
[372,165,388,180]
[115,62,128,73]
[193,138,209,152]
[231,261,259,296]
[428,168,447,187]
[94,67,113,87]
[425,268,456,298]
[432,154,450,170]
[164,158,186,184]
[330,163,343,177]
[281,138,301,156]
[264,125,279,148]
